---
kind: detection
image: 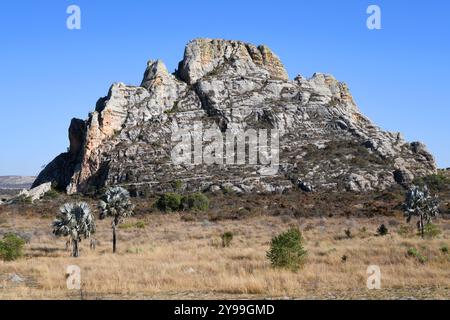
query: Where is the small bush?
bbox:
[344,229,353,239]
[377,224,389,236]
[413,174,450,192]
[267,228,307,271]
[0,233,26,261]
[11,195,32,205]
[156,193,182,212]
[221,232,234,248]
[407,247,427,264]
[341,255,348,263]
[135,221,146,229]
[422,223,441,239]
[181,193,210,211]
[172,180,183,191]
[157,193,209,212]
[118,222,134,230]
[222,186,234,194]
[126,247,143,254]
[44,189,59,199]
[440,245,449,254]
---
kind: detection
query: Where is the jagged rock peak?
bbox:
[141,59,171,89]
[177,38,289,84]
[32,38,437,196]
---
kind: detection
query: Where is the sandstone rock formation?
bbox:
[20,182,52,202]
[33,38,437,195]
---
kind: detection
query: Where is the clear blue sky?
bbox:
[0,0,449,176]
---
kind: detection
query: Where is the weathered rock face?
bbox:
[17,182,51,202]
[33,38,437,195]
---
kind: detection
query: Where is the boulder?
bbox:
[17,182,52,202]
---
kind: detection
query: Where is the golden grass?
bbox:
[0,212,449,300]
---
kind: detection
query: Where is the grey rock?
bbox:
[8,274,25,283]
[298,180,315,193]
[178,38,288,84]
[201,220,214,227]
[184,267,196,274]
[394,168,415,187]
[345,173,375,193]
[16,182,51,202]
[209,185,221,193]
[32,39,437,195]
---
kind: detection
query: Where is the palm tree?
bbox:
[404,185,440,238]
[98,187,134,253]
[53,202,96,257]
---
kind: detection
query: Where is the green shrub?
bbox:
[221,232,234,248]
[422,223,441,239]
[267,228,307,271]
[172,180,183,191]
[11,195,32,205]
[344,229,353,239]
[0,233,26,261]
[440,245,449,254]
[135,221,146,229]
[156,193,183,212]
[118,222,134,229]
[44,189,59,199]
[157,192,209,212]
[377,224,389,236]
[222,186,234,194]
[181,193,210,211]
[126,247,143,254]
[407,247,427,264]
[413,174,450,192]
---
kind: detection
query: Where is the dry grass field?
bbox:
[1,201,450,300]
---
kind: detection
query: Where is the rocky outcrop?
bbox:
[33,38,437,195]
[6,182,52,203]
[177,39,289,84]
[21,182,52,202]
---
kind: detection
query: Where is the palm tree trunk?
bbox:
[112,223,117,253]
[420,215,424,239]
[72,239,79,257]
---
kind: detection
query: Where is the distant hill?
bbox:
[0,176,35,190]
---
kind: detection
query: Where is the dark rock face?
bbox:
[33,119,86,190]
[33,38,437,195]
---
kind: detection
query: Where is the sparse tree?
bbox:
[377,224,388,236]
[404,185,440,238]
[53,202,96,257]
[98,187,134,253]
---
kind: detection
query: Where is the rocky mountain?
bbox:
[33,39,436,195]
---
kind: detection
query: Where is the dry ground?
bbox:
[1,208,450,300]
